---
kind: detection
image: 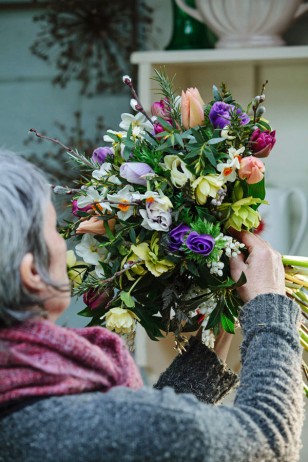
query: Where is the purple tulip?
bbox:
[72,199,92,217]
[250,128,276,158]
[168,224,191,251]
[209,102,250,129]
[120,162,154,186]
[186,232,215,256]
[91,146,114,164]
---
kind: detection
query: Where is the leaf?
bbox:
[206,297,224,330]
[221,313,235,334]
[120,291,135,308]
[232,271,247,289]
[204,146,217,167]
[207,137,225,145]
[78,306,93,317]
[133,305,165,340]
[256,119,272,131]
[212,85,221,101]
[247,178,266,201]
[129,227,137,244]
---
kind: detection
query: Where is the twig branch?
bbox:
[29,128,93,168]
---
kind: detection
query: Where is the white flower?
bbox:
[77,186,112,214]
[75,234,108,266]
[217,157,240,183]
[163,154,194,188]
[221,125,236,140]
[92,162,122,185]
[228,146,245,160]
[107,185,135,220]
[119,112,152,136]
[103,130,126,144]
[139,194,173,232]
[217,147,244,183]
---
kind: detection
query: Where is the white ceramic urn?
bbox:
[175,0,308,48]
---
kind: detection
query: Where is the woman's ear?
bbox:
[20,253,45,293]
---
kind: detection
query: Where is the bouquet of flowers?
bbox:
[32,69,308,393]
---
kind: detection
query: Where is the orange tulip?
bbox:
[181,88,205,129]
[76,217,116,235]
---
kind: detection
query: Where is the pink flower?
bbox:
[250,129,276,158]
[151,99,169,119]
[72,199,92,217]
[76,217,116,235]
[181,88,205,129]
[238,156,265,184]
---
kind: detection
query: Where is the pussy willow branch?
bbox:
[29,128,93,168]
[99,260,143,286]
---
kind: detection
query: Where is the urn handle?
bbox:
[175,0,204,23]
[294,2,308,19]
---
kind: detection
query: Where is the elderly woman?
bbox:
[0,152,304,462]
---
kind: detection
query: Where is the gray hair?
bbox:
[0,151,57,326]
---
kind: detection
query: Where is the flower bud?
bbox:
[250,128,276,158]
[181,88,205,129]
[122,75,132,86]
[120,162,154,186]
[83,288,113,311]
[256,105,266,117]
[76,217,116,235]
[151,99,169,119]
[91,146,114,165]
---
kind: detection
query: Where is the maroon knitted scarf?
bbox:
[0,319,143,406]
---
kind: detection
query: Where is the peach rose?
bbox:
[238,156,265,184]
[76,217,116,235]
[181,88,205,129]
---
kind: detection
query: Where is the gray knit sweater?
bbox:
[0,294,304,462]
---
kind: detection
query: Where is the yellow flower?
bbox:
[191,175,224,205]
[131,234,175,277]
[163,154,195,188]
[219,197,266,231]
[66,250,87,287]
[104,308,139,334]
[122,250,147,282]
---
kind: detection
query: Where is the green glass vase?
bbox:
[165,0,216,50]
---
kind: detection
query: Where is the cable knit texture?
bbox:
[0,294,304,462]
[0,319,142,404]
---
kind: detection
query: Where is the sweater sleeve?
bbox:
[0,294,304,462]
[154,336,238,403]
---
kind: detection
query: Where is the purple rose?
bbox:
[186,232,215,256]
[250,128,276,158]
[120,162,154,186]
[72,199,92,217]
[209,102,250,129]
[92,146,114,164]
[168,224,191,251]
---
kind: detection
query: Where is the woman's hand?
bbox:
[229,231,285,304]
